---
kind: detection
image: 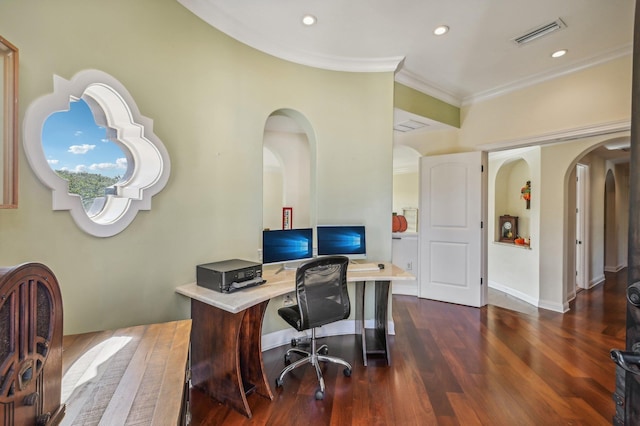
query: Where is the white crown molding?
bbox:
[178,0,404,73]
[395,46,632,108]
[179,0,631,110]
[394,68,462,107]
[476,119,630,152]
[462,44,633,106]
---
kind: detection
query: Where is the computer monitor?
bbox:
[317,225,366,259]
[262,228,314,271]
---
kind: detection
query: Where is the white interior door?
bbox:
[418,151,487,307]
[575,164,589,289]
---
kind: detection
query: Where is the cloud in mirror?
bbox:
[43,99,128,178]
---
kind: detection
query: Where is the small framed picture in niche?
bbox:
[499,215,518,243]
[282,207,293,230]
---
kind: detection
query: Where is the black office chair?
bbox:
[274,255,352,400]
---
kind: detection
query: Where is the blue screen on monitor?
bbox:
[262,228,314,264]
[317,225,366,257]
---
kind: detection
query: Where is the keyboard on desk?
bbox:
[348,262,381,272]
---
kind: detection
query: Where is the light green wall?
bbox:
[394,82,460,128]
[0,0,394,334]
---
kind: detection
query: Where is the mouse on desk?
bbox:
[378,263,385,270]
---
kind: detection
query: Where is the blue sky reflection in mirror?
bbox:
[42,99,127,178]
[42,99,129,212]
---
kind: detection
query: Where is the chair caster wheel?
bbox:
[284,353,291,365]
[291,338,298,347]
[275,378,283,388]
[315,389,324,400]
[320,346,329,355]
[343,368,352,377]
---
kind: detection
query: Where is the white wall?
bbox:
[608,162,630,272]
[604,170,617,271]
[262,175,283,230]
[263,130,310,230]
[614,163,630,270]
[392,172,419,215]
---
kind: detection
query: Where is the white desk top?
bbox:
[175,261,414,314]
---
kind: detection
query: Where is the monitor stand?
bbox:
[274,261,302,274]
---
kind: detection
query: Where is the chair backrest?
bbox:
[295,256,350,330]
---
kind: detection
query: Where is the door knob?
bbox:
[611,349,640,376]
[628,282,640,307]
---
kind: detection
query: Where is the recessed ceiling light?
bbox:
[551,49,567,58]
[433,25,449,36]
[302,14,317,26]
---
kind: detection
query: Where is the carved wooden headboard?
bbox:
[0,263,64,425]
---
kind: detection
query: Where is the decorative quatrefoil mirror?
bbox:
[23,70,171,237]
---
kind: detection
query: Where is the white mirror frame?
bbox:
[23,69,171,237]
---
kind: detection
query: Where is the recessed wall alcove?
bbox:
[494,157,532,243]
[262,109,315,232]
[488,147,540,309]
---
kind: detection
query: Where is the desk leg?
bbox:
[239,300,274,401]
[190,299,272,418]
[355,280,392,366]
[374,280,391,365]
[355,281,367,366]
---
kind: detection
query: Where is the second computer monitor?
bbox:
[317,225,366,259]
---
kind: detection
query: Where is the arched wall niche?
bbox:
[494,157,531,241]
[262,109,316,231]
[22,69,171,238]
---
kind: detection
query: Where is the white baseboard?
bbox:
[261,319,395,351]
[489,281,571,313]
[538,299,569,313]
[604,264,626,273]
[589,274,606,289]
[488,280,539,307]
[392,280,417,296]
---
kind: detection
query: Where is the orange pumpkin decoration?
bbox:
[392,214,408,232]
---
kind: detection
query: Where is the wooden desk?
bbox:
[176,262,413,418]
[61,320,191,426]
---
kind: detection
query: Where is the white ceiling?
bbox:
[178,0,634,106]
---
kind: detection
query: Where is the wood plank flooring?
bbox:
[190,270,627,425]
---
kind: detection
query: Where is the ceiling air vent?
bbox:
[394,119,429,133]
[513,18,566,45]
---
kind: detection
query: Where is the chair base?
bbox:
[275,328,352,400]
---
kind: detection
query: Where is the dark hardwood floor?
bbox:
[190,271,627,425]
